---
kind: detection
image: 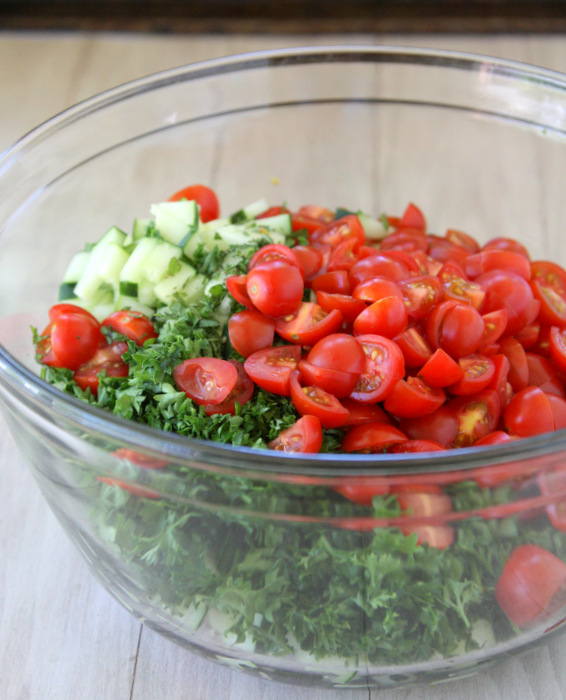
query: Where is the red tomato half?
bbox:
[418,348,464,388]
[228,309,275,358]
[316,292,367,322]
[383,376,446,418]
[353,295,408,338]
[399,405,459,448]
[308,333,366,374]
[275,302,343,346]
[173,357,238,406]
[226,274,255,309]
[268,415,323,453]
[398,202,427,231]
[248,244,303,275]
[530,260,566,327]
[398,276,442,320]
[290,245,323,281]
[102,310,158,347]
[495,545,566,628]
[448,389,501,447]
[289,370,350,428]
[246,261,304,318]
[298,359,359,398]
[73,341,129,395]
[426,300,485,359]
[309,214,366,249]
[203,360,254,415]
[341,421,407,453]
[349,334,405,404]
[244,345,302,396]
[48,303,99,323]
[41,312,103,370]
[503,386,555,437]
[167,184,220,222]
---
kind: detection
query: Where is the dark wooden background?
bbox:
[1,0,566,33]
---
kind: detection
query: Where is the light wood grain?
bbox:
[2,31,566,700]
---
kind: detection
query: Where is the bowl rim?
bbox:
[2,43,566,477]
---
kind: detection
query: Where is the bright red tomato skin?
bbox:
[226,275,255,309]
[246,261,304,318]
[48,313,103,370]
[228,309,275,358]
[248,244,303,275]
[530,260,566,327]
[464,249,531,281]
[398,202,426,231]
[418,348,464,387]
[298,359,359,398]
[289,370,350,428]
[73,341,129,395]
[167,184,219,222]
[427,301,485,359]
[243,345,302,396]
[353,295,408,338]
[275,302,343,346]
[173,358,238,406]
[348,334,405,404]
[549,326,566,373]
[495,545,566,628]
[316,292,367,322]
[268,415,323,453]
[349,251,418,288]
[389,439,446,453]
[399,405,459,448]
[102,310,158,347]
[398,276,442,320]
[448,389,501,447]
[448,355,496,396]
[311,270,350,295]
[203,360,254,415]
[394,326,433,367]
[341,398,391,426]
[499,336,529,392]
[383,377,446,418]
[308,333,366,374]
[48,303,99,324]
[503,386,554,437]
[309,214,365,249]
[478,270,539,336]
[290,245,323,281]
[341,421,407,453]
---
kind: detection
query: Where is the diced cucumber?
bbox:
[213,223,285,250]
[138,280,159,308]
[133,218,152,240]
[119,237,159,286]
[255,212,292,236]
[97,226,127,247]
[229,198,268,223]
[119,280,138,297]
[58,283,77,300]
[62,250,90,284]
[142,239,183,284]
[113,295,155,317]
[74,240,127,301]
[183,231,206,260]
[181,273,207,304]
[150,200,199,246]
[154,260,197,304]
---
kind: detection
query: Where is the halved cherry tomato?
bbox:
[228,309,275,358]
[268,415,323,453]
[399,405,459,448]
[256,205,289,219]
[102,310,157,347]
[465,249,531,281]
[341,398,391,426]
[503,386,555,437]
[290,244,323,281]
[394,326,433,367]
[427,236,470,266]
[298,359,359,398]
[316,292,367,322]
[495,544,566,628]
[309,214,365,249]
[448,355,496,396]
[73,341,129,395]
[248,244,303,275]
[349,251,419,287]
[445,229,480,254]
[311,270,350,295]
[353,296,408,338]
[349,334,405,404]
[243,345,302,396]
[483,237,530,260]
[418,348,464,388]
[448,389,501,447]
[341,421,407,453]
[398,202,426,231]
[226,274,255,309]
[352,277,402,303]
[167,184,219,222]
[308,333,366,375]
[549,326,566,373]
[174,357,238,406]
[398,276,442,320]
[246,260,304,318]
[486,353,512,407]
[203,360,254,415]
[481,309,508,347]
[478,270,539,336]
[473,430,514,447]
[275,302,343,346]
[527,351,566,397]
[383,376,446,418]
[426,300,485,359]
[327,238,361,272]
[499,336,529,392]
[289,370,350,428]
[296,204,334,224]
[530,260,566,327]
[39,312,102,370]
[379,228,428,253]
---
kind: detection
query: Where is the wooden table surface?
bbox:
[2,31,566,700]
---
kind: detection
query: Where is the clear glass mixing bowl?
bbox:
[2,46,566,689]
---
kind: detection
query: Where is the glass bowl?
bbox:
[2,45,566,690]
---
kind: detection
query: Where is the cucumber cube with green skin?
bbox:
[151,200,199,246]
